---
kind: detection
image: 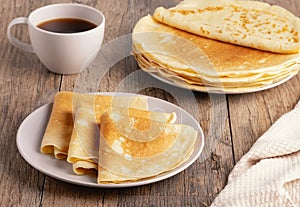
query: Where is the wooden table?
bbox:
[1,0,300,206]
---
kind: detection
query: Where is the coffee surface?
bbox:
[37,18,97,33]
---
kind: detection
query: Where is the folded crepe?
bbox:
[66,107,99,175]
[67,106,176,175]
[40,91,149,160]
[153,0,300,53]
[40,91,74,159]
[97,110,197,183]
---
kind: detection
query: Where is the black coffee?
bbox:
[37,18,97,33]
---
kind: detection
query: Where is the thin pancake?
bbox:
[67,107,99,175]
[40,92,74,159]
[98,143,194,183]
[153,0,300,53]
[97,111,198,183]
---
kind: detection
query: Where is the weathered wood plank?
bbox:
[0,0,61,206]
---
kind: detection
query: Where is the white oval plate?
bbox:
[16,92,204,188]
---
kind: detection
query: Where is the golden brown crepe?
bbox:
[67,107,99,175]
[97,111,197,183]
[40,92,74,159]
[153,0,300,53]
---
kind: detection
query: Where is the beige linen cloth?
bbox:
[211,101,300,207]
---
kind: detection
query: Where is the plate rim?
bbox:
[16,92,204,188]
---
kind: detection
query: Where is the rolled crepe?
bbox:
[40,92,74,159]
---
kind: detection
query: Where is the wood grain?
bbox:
[1,0,299,206]
[0,0,61,206]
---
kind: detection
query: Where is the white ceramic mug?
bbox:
[7,3,105,74]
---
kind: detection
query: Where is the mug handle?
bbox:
[7,17,34,53]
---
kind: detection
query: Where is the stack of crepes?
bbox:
[40,91,198,183]
[132,0,300,93]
